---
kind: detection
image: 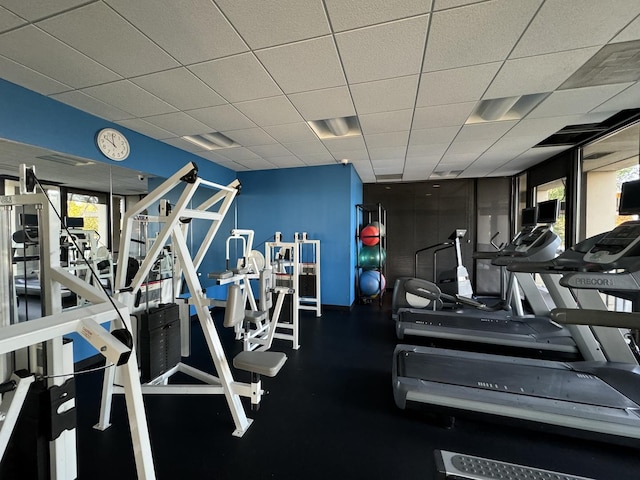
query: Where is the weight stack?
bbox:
[138,303,181,383]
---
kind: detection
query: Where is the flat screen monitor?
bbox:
[19,213,38,226]
[521,207,537,227]
[619,179,640,215]
[536,199,559,224]
[65,217,84,228]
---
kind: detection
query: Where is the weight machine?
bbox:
[98,163,286,437]
[0,166,155,479]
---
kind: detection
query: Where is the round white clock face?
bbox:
[96,128,130,161]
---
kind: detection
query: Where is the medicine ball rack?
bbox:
[355,203,387,307]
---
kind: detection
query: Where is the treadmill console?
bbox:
[514,225,550,252]
[584,220,640,264]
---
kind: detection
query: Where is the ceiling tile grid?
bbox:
[1,0,640,181]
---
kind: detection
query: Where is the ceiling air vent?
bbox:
[560,39,640,90]
[308,116,361,139]
[375,173,403,181]
[183,132,238,150]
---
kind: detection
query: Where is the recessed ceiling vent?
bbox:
[375,173,403,181]
[466,93,548,124]
[183,132,238,150]
[308,116,361,139]
[430,170,463,179]
[560,39,640,90]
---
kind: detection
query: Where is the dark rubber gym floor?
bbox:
[74,297,640,479]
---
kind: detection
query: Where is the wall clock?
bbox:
[96,128,130,161]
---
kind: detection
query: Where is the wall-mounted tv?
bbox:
[619,179,640,216]
[521,207,537,227]
[536,199,559,224]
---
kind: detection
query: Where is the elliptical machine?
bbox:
[392,229,480,319]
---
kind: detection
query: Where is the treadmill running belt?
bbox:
[401,310,539,334]
[398,351,638,409]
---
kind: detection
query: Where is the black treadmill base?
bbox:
[403,398,640,450]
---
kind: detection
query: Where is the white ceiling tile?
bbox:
[440,152,477,164]
[329,149,370,162]
[405,155,441,168]
[511,0,640,58]
[51,90,133,121]
[350,75,419,114]
[446,140,492,155]
[0,0,89,21]
[247,144,292,157]
[0,5,24,32]
[38,2,179,77]
[141,112,211,136]
[189,53,281,103]
[256,36,346,94]
[300,154,336,166]
[116,118,174,140]
[503,115,584,139]
[322,136,367,153]
[234,96,303,126]
[612,15,640,43]
[284,141,330,156]
[424,0,541,71]
[485,48,601,98]
[527,84,633,118]
[433,0,487,11]
[267,156,306,168]
[82,80,177,117]
[369,146,406,160]
[218,147,262,162]
[406,143,449,157]
[358,110,413,135]
[455,121,517,143]
[0,26,121,88]
[236,158,277,170]
[188,104,256,131]
[417,63,501,107]
[336,15,429,84]
[0,54,70,95]
[225,128,277,147]
[131,68,226,111]
[410,126,460,145]
[105,0,247,64]
[195,149,237,163]
[325,0,430,32]
[215,0,330,49]
[365,131,409,148]
[412,102,476,129]
[591,82,640,113]
[263,123,318,143]
[288,86,355,121]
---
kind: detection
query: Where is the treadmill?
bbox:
[395,204,577,357]
[393,184,640,444]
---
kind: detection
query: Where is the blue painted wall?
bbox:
[0,79,236,361]
[237,164,362,307]
[350,166,364,306]
[0,78,363,362]
[0,78,233,181]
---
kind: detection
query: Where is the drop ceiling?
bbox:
[1,0,640,183]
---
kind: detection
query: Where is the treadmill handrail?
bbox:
[551,308,640,329]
